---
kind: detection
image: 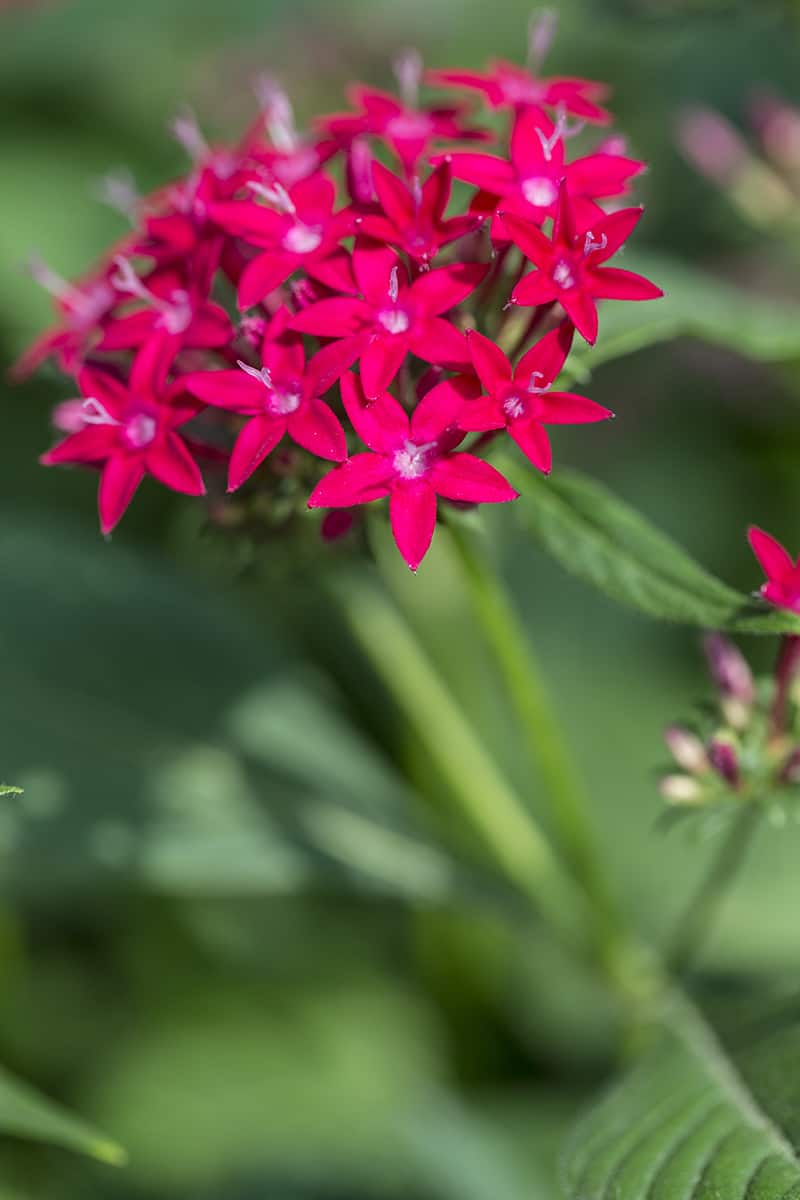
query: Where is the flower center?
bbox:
[392,439,435,480]
[123,411,158,450]
[386,112,433,141]
[521,176,558,208]
[378,308,410,335]
[266,385,302,416]
[502,393,527,420]
[282,222,323,255]
[156,290,193,334]
[552,258,578,290]
[500,77,543,105]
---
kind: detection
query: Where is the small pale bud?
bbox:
[677,108,748,185]
[664,726,709,774]
[527,9,558,71]
[660,775,705,805]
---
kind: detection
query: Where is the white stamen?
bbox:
[169,109,209,163]
[26,255,85,307]
[528,370,552,394]
[393,48,423,108]
[583,231,608,256]
[111,256,192,332]
[247,180,296,213]
[254,75,298,152]
[392,438,436,480]
[535,105,584,162]
[237,359,273,388]
[527,9,558,73]
[81,397,121,427]
[552,259,576,289]
[93,169,140,222]
[503,395,526,420]
[388,266,400,303]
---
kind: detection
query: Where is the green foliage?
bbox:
[563,991,800,1200]
[0,1064,125,1164]
[504,461,800,634]
[568,254,800,379]
[0,785,22,797]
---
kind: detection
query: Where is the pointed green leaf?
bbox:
[0,1064,126,1165]
[563,992,800,1200]
[504,461,800,634]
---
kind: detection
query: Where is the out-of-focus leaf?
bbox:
[504,461,800,634]
[0,1064,125,1165]
[0,785,22,797]
[562,989,800,1200]
[567,253,800,379]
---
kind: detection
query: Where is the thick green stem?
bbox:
[447,521,615,920]
[329,572,592,947]
[668,803,759,974]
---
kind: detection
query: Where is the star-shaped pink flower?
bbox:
[459,324,612,473]
[308,372,518,571]
[97,257,232,354]
[209,174,355,309]
[443,106,643,236]
[748,527,800,614]
[289,238,487,399]
[316,84,489,176]
[503,181,663,344]
[427,61,611,124]
[358,161,484,265]
[41,338,205,534]
[182,309,346,492]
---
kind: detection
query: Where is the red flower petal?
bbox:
[360,334,409,399]
[390,480,437,571]
[145,432,205,495]
[407,317,469,368]
[499,212,553,267]
[748,526,796,585]
[515,323,573,388]
[536,391,614,424]
[290,298,369,337]
[429,453,518,503]
[508,420,552,474]
[227,415,285,492]
[98,454,146,534]
[287,398,347,461]
[558,289,599,345]
[512,270,558,308]
[411,376,475,443]
[587,267,664,302]
[341,373,409,452]
[183,370,266,414]
[238,251,296,310]
[308,453,394,507]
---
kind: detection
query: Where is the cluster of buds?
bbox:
[19,12,662,571]
[678,91,800,230]
[660,632,800,811]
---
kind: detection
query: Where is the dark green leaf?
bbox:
[562,991,800,1200]
[504,461,800,634]
[0,1064,125,1164]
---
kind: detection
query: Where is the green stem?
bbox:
[447,521,615,918]
[668,803,759,974]
[329,571,591,947]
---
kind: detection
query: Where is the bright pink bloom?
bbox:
[289,238,487,398]
[308,373,518,570]
[359,161,484,265]
[459,324,612,473]
[443,106,643,235]
[316,84,489,176]
[97,258,232,353]
[503,183,663,344]
[40,339,205,534]
[209,174,355,309]
[427,62,611,124]
[183,309,346,492]
[748,527,800,614]
[12,257,121,379]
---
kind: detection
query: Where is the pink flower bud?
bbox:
[51,398,89,433]
[708,738,739,787]
[749,90,800,173]
[780,746,800,784]
[677,107,748,185]
[703,634,755,704]
[346,138,375,207]
[664,726,709,773]
[321,510,355,543]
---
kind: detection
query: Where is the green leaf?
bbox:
[567,252,800,380]
[504,461,800,634]
[562,991,800,1200]
[0,785,22,797]
[0,1064,125,1164]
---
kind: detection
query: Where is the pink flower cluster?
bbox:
[23,20,662,570]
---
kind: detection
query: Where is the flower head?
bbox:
[503,181,663,344]
[309,373,518,570]
[359,161,484,265]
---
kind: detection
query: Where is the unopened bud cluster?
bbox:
[660,634,800,810]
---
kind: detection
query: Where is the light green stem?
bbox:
[447,521,615,920]
[330,572,591,946]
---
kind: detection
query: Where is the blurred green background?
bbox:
[3,0,800,1195]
